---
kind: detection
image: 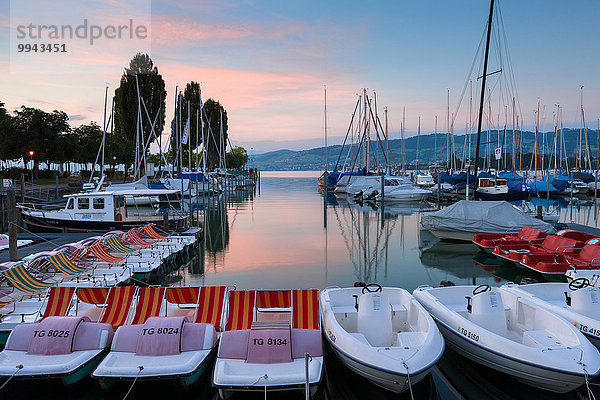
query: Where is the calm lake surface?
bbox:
[8,171,600,399]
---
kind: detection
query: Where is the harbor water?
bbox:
[5,171,600,399]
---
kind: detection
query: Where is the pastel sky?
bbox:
[1,0,599,153]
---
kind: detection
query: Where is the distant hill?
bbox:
[251,128,600,171]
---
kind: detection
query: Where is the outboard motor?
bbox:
[356,284,393,347]
[467,285,507,336]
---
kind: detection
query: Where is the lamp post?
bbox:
[28,150,34,185]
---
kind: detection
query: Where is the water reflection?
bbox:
[177,172,600,399]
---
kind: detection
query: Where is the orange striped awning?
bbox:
[195,286,226,328]
[77,287,109,305]
[89,243,126,263]
[225,290,255,331]
[292,289,319,330]
[42,286,76,320]
[99,286,137,328]
[130,287,166,325]
[256,290,291,309]
[166,287,200,305]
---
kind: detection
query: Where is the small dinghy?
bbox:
[0,316,113,385]
[92,286,227,389]
[212,289,323,398]
[503,279,600,348]
[414,284,600,393]
[320,284,444,393]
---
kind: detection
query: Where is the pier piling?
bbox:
[7,189,17,261]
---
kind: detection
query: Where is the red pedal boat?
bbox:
[519,238,600,277]
[473,226,549,253]
[491,230,596,263]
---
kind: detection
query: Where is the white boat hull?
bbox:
[328,341,431,393]
[320,287,444,394]
[414,285,600,393]
[435,319,588,393]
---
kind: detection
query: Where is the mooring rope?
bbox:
[122,365,144,400]
[0,365,22,391]
[248,373,268,400]
[402,361,415,400]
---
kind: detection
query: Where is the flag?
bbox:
[182,116,190,145]
[494,147,502,160]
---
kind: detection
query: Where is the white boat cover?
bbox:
[421,200,555,234]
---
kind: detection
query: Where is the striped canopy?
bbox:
[2,263,53,294]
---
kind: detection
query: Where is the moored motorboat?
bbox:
[420,200,554,242]
[0,316,113,385]
[413,284,600,393]
[320,284,444,393]
[503,280,600,348]
[212,289,323,398]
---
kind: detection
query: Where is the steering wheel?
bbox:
[473,284,492,296]
[569,277,590,291]
[362,283,383,294]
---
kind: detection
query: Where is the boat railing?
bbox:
[16,202,63,212]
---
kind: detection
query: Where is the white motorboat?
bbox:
[376,184,431,202]
[212,289,323,398]
[420,200,554,242]
[414,284,600,393]
[566,269,600,288]
[344,175,411,196]
[19,189,188,233]
[320,284,444,393]
[503,280,600,348]
[0,316,113,385]
[415,173,434,188]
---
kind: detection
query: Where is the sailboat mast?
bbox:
[324,86,328,173]
[417,116,421,174]
[512,97,516,173]
[473,0,495,190]
[402,106,406,174]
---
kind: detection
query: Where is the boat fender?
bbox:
[357,293,393,347]
[116,213,123,221]
[469,291,507,336]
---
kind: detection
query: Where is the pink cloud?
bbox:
[151,15,303,45]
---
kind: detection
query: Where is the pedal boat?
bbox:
[472,226,548,253]
[212,289,324,399]
[320,284,444,393]
[92,286,227,389]
[413,284,600,393]
[491,231,585,264]
[0,316,113,385]
[518,238,600,278]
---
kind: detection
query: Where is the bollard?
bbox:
[536,205,543,220]
[20,173,25,203]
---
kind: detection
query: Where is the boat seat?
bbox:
[349,332,370,345]
[396,332,423,347]
[522,330,562,348]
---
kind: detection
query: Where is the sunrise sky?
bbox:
[1,0,599,153]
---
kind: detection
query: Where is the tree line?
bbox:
[0,53,247,179]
